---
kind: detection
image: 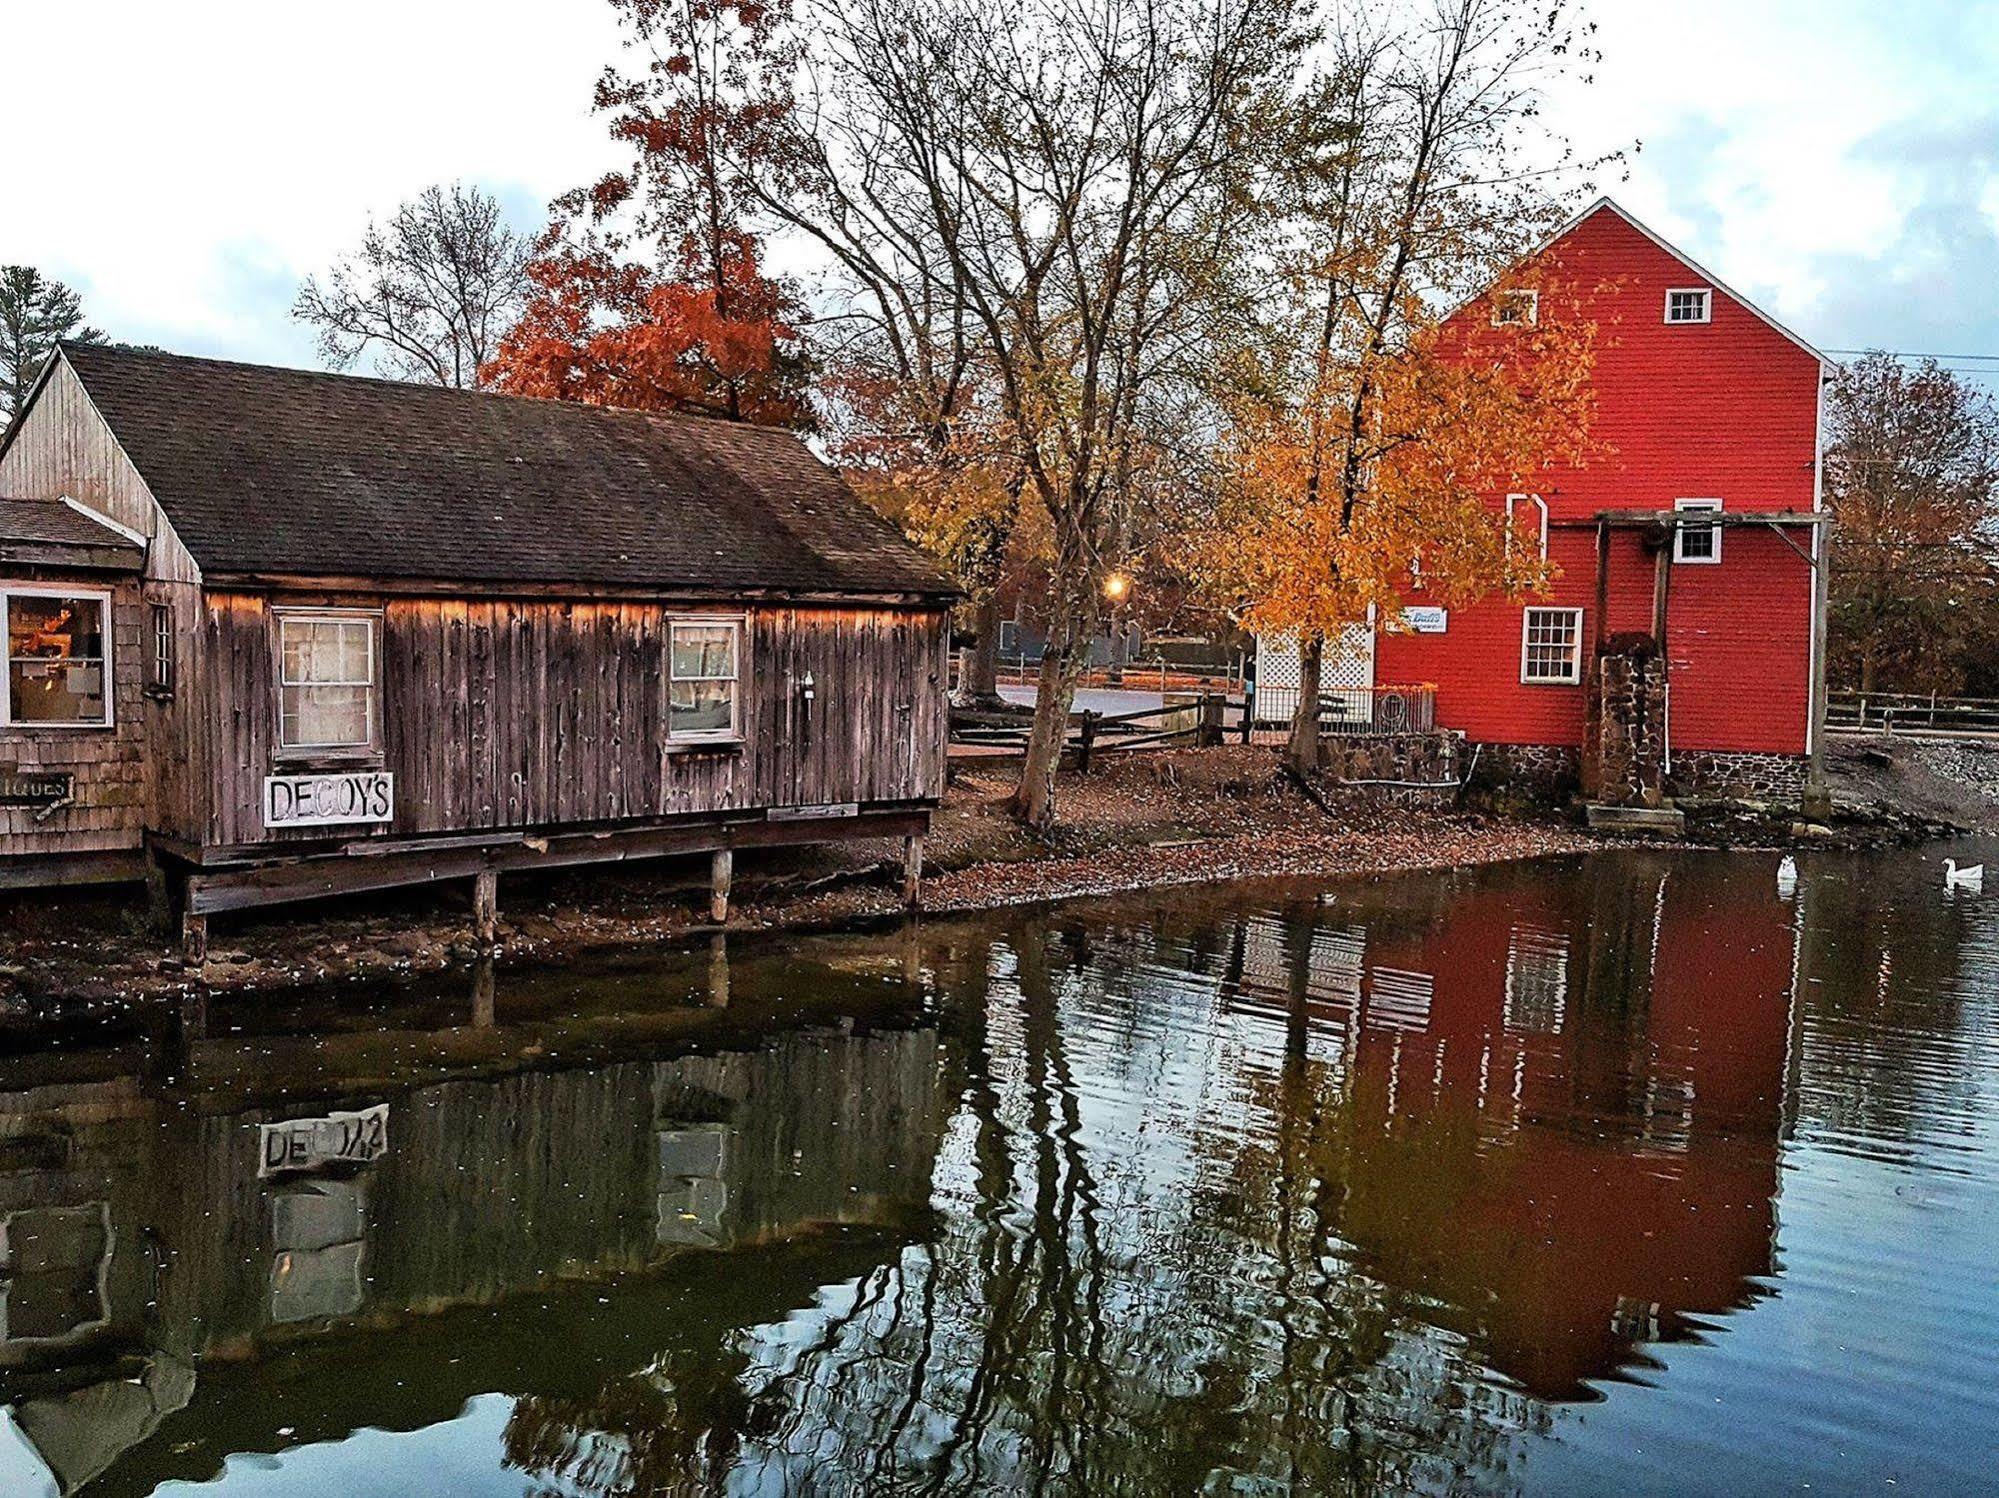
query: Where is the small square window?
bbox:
[1665,288,1712,324]
[1674,499,1722,564]
[669,618,740,740]
[1521,607,1583,685]
[1492,289,1538,327]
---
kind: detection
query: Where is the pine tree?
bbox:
[0,266,105,422]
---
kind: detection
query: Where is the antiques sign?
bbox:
[0,768,73,807]
[263,772,394,828]
[258,1102,390,1177]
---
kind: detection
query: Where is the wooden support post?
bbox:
[472,868,499,945]
[902,833,924,911]
[471,957,496,1027]
[1594,517,1611,654]
[710,848,733,924]
[1651,541,1672,648]
[181,910,208,969]
[1199,691,1224,748]
[708,932,731,1008]
[1076,710,1097,773]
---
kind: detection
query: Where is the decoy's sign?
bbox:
[262,771,394,828]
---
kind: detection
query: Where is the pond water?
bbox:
[1,845,1996,1495]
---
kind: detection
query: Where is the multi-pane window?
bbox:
[1674,498,1723,564]
[1664,288,1712,324]
[150,602,175,696]
[1521,607,1583,685]
[4,588,110,725]
[669,619,740,739]
[1492,289,1538,327]
[278,613,376,752]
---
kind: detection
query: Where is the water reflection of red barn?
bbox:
[1239,862,1795,1398]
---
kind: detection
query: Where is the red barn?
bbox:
[1267,198,1830,807]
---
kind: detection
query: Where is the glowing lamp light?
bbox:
[1102,573,1132,602]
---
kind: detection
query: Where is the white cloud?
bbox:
[3,0,1995,370]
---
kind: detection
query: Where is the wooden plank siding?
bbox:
[196,592,950,848]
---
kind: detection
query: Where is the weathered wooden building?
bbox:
[0,344,954,951]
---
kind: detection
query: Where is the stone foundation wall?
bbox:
[1667,750,1809,804]
[1591,648,1669,806]
[1318,731,1465,806]
[1466,742,1582,801]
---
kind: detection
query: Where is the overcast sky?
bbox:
[4,0,1996,383]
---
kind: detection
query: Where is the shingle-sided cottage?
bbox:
[0,344,955,955]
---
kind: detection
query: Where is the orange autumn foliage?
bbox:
[483,236,809,424]
[1189,276,1600,646]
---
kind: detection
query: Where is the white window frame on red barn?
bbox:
[1673,498,1724,565]
[1663,287,1712,324]
[1520,607,1584,686]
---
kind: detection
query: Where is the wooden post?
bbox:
[707,932,730,1008]
[471,957,496,1027]
[710,848,733,924]
[1651,541,1672,649]
[902,833,924,911]
[1804,515,1834,816]
[181,910,208,969]
[1199,691,1224,748]
[1076,710,1097,773]
[472,869,499,945]
[1594,517,1611,654]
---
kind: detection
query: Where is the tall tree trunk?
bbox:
[1015,611,1087,830]
[1287,635,1324,774]
[955,592,1006,710]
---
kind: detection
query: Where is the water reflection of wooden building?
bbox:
[0,1000,948,1492]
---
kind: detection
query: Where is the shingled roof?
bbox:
[27,343,954,599]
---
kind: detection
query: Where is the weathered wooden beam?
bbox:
[1651,543,1672,648]
[181,910,208,969]
[184,807,934,914]
[903,834,925,911]
[472,869,499,945]
[710,849,733,923]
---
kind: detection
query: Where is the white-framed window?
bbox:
[669,617,741,741]
[277,611,377,754]
[149,602,174,697]
[1521,607,1584,685]
[1492,289,1538,327]
[2,585,113,728]
[1504,492,1549,561]
[1674,498,1723,564]
[1664,288,1712,325]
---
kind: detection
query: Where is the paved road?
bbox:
[999,685,1168,715]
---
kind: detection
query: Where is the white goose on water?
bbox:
[1944,858,1984,891]
[1776,855,1799,898]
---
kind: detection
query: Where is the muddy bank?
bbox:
[0,743,1955,1011]
[0,750,1605,1009]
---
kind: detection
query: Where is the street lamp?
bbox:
[1103,573,1132,683]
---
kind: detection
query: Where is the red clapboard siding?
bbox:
[1376,202,1821,756]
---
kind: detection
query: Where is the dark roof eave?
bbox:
[200,569,960,606]
[0,541,145,573]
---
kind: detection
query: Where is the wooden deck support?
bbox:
[903,833,925,910]
[472,869,499,945]
[710,848,733,924]
[181,910,208,969]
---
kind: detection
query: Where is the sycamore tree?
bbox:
[1825,351,1999,694]
[774,0,1306,827]
[485,0,811,422]
[1185,0,1608,771]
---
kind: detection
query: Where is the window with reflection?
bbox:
[5,589,110,725]
[669,618,740,740]
[278,613,377,752]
